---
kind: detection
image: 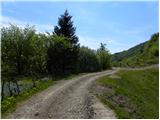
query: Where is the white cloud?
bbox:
[0,16,54,33]
[3,9,17,13]
[78,36,98,50]
[78,35,128,53]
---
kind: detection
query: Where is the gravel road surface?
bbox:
[6,70,118,119]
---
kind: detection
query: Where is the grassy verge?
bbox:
[96,68,159,118]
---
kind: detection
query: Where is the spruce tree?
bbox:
[53,10,79,74]
[54,10,79,45]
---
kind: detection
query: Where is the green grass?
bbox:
[96,68,159,118]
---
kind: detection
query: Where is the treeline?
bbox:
[1,10,111,100]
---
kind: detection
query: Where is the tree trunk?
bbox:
[7,81,13,96]
[14,79,20,94]
[1,81,5,101]
[17,60,21,75]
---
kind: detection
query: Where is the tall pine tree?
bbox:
[53,10,79,74]
[54,10,79,45]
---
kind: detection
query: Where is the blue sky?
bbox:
[1,1,158,53]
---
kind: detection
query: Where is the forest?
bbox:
[1,10,111,101]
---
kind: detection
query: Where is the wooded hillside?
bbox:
[112,33,159,67]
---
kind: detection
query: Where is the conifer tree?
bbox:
[54,10,79,45]
[53,10,79,73]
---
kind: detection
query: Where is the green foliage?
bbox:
[97,68,159,118]
[77,43,111,72]
[31,33,48,74]
[1,11,111,79]
[112,33,159,67]
[54,10,79,45]
[97,43,111,70]
[1,10,111,106]
[53,10,80,74]
[1,25,35,99]
[1,25,36,75]
[78,46,100,72]
[47,35,73,75]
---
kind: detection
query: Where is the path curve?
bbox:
[6,70,117,119]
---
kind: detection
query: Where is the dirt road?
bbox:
[6,70,118,119]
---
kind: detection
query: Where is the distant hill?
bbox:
[112,33,159,67]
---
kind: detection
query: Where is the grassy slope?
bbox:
[112,33,159,67]
[96,68,159,118]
